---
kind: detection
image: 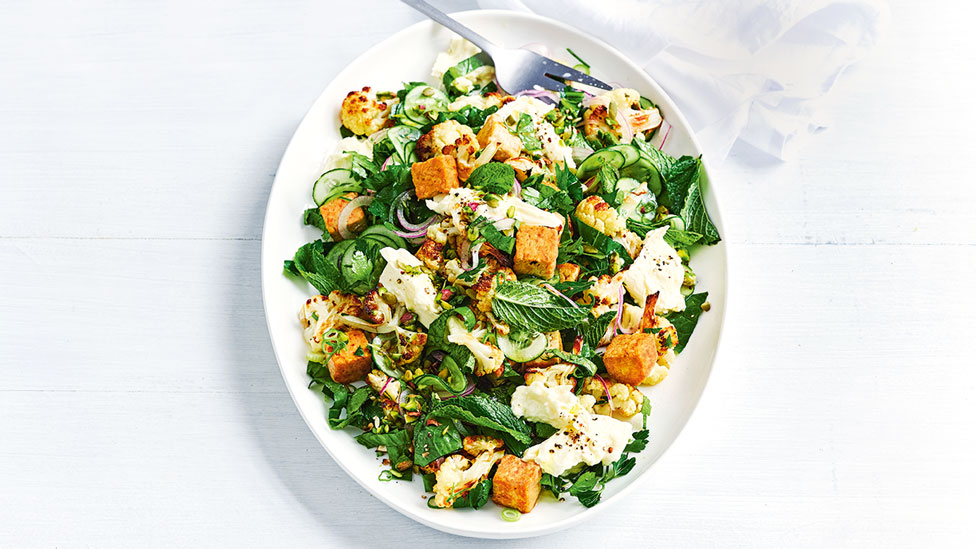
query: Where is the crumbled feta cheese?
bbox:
[378,247,441,327]
[620,226,686,313]
[490,96,575,169]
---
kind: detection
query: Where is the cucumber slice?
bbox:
[360,225,408,249]
[313,169,358,206]
[388,126,421,164]
[325,239,354,266]
[497,333,548,363]
[621,155,662,195]
[576,149,625,182]
[604,144,640,168]
[404,85,450,125]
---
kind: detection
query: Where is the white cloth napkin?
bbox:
[477,0,888,161]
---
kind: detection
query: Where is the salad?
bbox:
[284,39,720,516]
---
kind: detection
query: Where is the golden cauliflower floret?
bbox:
[579,273,624,316]
[299,292,366,352]
[576,196,628,236]
[583,88,662,140]
[524,362,577,389]
[468,260,517,317]
[430,446,504,508]
[340,86,391,136]
[415,120,481,181]
[390,326,428,366]
[580,376,644,419]
[463,435,504,455]
[366,369,401,400]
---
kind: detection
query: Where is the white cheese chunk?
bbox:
[378,247,441,327]
[523,413,633,477]
[620,226,686,313]
[511,382,582,429]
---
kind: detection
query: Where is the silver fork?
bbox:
[402,0,611,94]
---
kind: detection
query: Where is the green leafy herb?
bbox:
[515,113,542,151]
[284,240,342,295]
[356,429,413,472]
[439,478,492,509]
[467,162,515,195]
[346,152,379,180]
[679,161,721,245]
[442,52,493,97]
[551,280,594,298]
[581,311,617,350]
[306,361,372,430]
[429,394,533,454]
[492,281,591,333]
[541,348,598,378]
[624,429,649,453]
[665,292,708,353]
[413,419,463,467]
[303,207,329,235]
[573,215,634,267]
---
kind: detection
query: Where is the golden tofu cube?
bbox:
[411,155,459,199]
[603,333,658,386]
[476,117,522,162]
[513,224,559,279]
[326,329,372,384]
[491,455,543,513]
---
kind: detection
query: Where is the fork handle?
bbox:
[401,0,498,56]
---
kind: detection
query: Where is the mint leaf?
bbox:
[430,394,533,454]
[679,163,721,245]
[492,281,591,333]
[413,419,463,467]
[666,292,708,353]
[467,162,515,195]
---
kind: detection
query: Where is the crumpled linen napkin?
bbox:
[477,0,888,161]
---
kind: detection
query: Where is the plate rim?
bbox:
[260,8,730,539]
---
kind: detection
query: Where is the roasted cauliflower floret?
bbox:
[367,369,401,400]
[575,196,642,258]
[446,317,505,376]
[579,376,644,419]
[524,362,577,389]
[340,86,391,136]
[579,273,624,316]
[390,326,428,366]
[576,196,628,235]
[583,88,662,141]
[640,316,678,386]
[415,120,481,181]
[299,292,366,353]
[430,445,504,508]
[462,435,504,456]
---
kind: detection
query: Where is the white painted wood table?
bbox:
[2,1,974,546]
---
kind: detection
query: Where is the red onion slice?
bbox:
[594,374,614,413]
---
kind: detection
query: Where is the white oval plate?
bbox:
[261,9,727,539]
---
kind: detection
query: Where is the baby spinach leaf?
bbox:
[413,419,463,467]
[573,215,633,267]
[356,429,413,471]
[666,291,709,353]
[449,478,492,509]
[551,280,594,298]
[492,281,591,333]
[515,113,542,151]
